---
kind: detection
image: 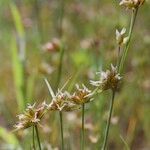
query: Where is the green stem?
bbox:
[55,0,65,90]
[33,126,36,150]
[117,46,121,68]
[58,0,65,37]
[35,125,42,150]
[81,104,85,150]
[55,47,64,90]
[102,90,116,150]
[119,8,138,73]
[59,111,64,150]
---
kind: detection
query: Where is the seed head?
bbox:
[45,79,79,112]
[90,64,122,91]
[119,0,145,10]
[70,84,93,105]
[116,28,129,46]
[49,90,78,111]
[14,102,49,130]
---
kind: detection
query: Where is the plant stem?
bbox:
[102,90,116,150]
[58,0,65,37]
[55,0,65,90]
[33,126,36,150]
[81,104,85,150]
[117,46,121,68]
[119,8,138,73]
[59,111,64,150]
[35,125,42,150]
[55,46,64,90]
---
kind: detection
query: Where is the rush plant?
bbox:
[13,1,145,149]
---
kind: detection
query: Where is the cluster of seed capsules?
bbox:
[14,64,121,131]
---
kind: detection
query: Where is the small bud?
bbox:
[42,38,61,53]
[116,28,128,46]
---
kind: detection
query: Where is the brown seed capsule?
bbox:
[70,84,93,105]
[90,64,122,91]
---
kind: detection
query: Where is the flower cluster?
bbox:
[14,102,49,130]
[48,90,78,112]
[14,80,95,130]
[70,84,93,105]
[90,64,122,91]
[119,0,145,9]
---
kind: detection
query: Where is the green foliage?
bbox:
[0,126,19,146]
[11,37,25,111]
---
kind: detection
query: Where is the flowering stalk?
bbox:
[35,125,42,150]
[81,104,85,150]
[119,8,138,73]
[102,90,115,150]
[59,111,64,150]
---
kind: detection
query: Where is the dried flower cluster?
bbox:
[70,84,93,105]
[90,64,122,91]
[14,81,94,130]
[14,102,49,130]
[120,0,145,9]
[48,90,78,112]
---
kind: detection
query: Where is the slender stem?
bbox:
[117,46,121,68]
[81,104,85,150]
[102,90,116,150]
[59,111,64,150]
[55,47,65,90]
[33,126,36,150]
[119,8,138,73]
[55,0,65,90]
[58,0,65,37]
[35,125,42,150]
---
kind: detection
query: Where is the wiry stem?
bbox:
[59,111,64,150]
[55,0,65,90]
[35,125,42,150]
[81,104,85,150]
[56,46,64,90]
[33,126,36,150]
[117,46,121,68]
[102,90,116,150]
[119,8,138,73]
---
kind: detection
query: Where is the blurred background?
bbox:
[0,0,150,149]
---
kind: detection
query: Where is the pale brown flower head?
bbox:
[49,90,78,111]
[119,0,145,9]
[14,102,49,130]
[90,64,122,91]
[116,28,129,46]
[70,84,93,105]
[45,79,78,112]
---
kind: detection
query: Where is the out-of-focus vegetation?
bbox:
[0,0,149,149]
